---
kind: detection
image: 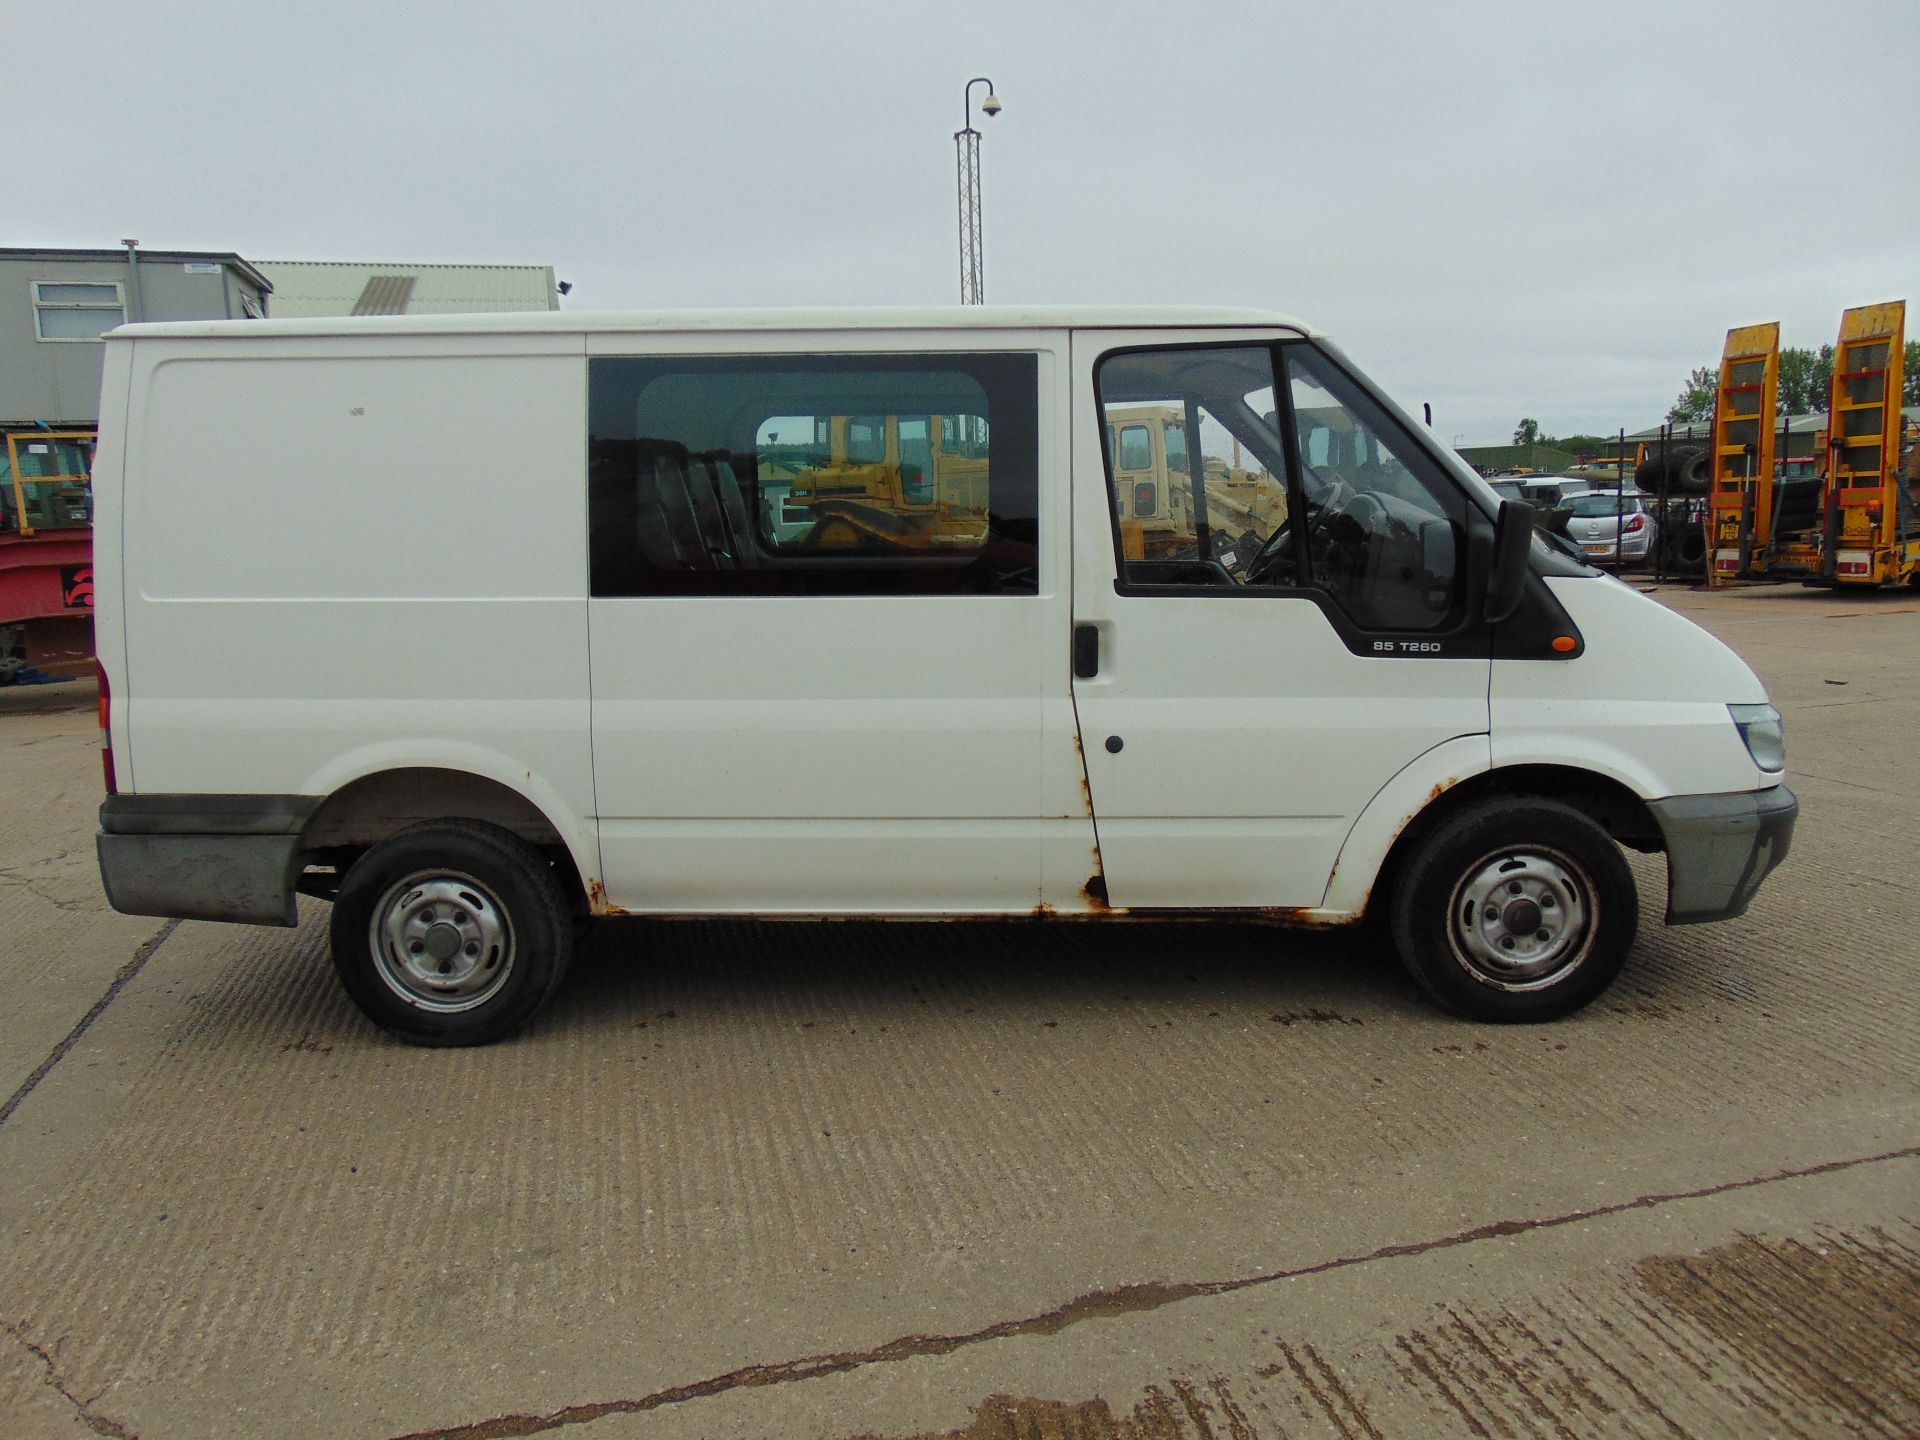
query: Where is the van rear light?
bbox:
[1133,482,1157,517]
[96,660,116,795]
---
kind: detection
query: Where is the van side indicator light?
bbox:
[1552,636,1577,653]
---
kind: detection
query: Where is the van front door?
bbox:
[1069,331,1492,910]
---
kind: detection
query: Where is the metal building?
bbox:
[0,246,271,427]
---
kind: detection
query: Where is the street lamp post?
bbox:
[954,77,1001,305]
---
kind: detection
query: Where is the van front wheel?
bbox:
[329,820,573,1046]
[1390,798,1636,1021]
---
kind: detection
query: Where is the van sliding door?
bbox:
[584,336,1092,914]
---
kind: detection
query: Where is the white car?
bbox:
[1565,491,1659,564]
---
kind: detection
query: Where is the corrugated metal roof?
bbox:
[350,275,417,316]
[254,261,559,317]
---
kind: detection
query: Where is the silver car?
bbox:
[1566,491,1658,564]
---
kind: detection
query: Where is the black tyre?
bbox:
[1672,529,1707,570]
[329,820,574,1046]
[1390,798,1636,1022]
[1637,446,1707,492]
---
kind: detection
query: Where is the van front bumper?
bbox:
[97,795,318,926]
[1647,784,1797,925]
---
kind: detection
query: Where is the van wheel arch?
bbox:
[1369,764,1661,922]
[295,767,588,915]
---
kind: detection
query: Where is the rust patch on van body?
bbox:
[1251,906,1355,928]
[1320,773,1464,923]
[1082,873,1116,914]
[1070,730,1096,813]
[585,878,629,918]
[1068,731,1114,915]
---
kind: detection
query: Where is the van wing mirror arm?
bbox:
[1485,499,1534,626]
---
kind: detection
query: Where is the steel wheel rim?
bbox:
[1446,845,1595,992]
[368,869,515,1012]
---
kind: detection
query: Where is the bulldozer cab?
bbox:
[769,410,992,550]
[2,432,95,536]
[1105,405,1196,559]
[1098,387,1289,569]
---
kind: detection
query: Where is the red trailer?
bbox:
[1,430,96,675]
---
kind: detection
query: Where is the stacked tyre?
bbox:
[1661,524,1708,574]
[1634,445,1709,494]
[1636,447,1710,575]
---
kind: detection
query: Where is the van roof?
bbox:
[108,304,1316,340]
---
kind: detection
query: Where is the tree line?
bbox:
[1665,342,1920,423]
[1509,417,1626,456]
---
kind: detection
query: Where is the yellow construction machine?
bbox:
[1105,405,1287,560]
[781,414,990,549]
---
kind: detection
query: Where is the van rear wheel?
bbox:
[329,820,572,1046]
[1390,798,1636,1021]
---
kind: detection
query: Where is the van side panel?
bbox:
[118,335,598,882]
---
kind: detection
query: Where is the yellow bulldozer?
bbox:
[780,414,990,549]
[1105,405,1287,560]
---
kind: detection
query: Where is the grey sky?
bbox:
[9,0,1917,441]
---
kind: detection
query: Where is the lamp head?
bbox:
[981,93,1002,117]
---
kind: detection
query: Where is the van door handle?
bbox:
[1073,624,1099,679]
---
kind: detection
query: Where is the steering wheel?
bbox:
[1317,489,1386,556]
[1243,474,1357,584]
[1243,514,1296,584]
[1328,489,1385,533]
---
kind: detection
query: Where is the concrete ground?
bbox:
[1,583,1915,1440]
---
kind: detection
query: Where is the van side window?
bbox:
[1280,345,1466,631]
[1096,346,1294,588]
[588,353,1039,597]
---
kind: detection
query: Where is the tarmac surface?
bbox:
[1,582,1915,1439]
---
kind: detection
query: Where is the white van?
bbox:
[90,308,1796,1045]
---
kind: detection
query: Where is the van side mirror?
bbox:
[1485,499,1533,625]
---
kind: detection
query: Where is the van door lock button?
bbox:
[1105,735,1124,754]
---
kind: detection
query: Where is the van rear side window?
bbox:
[588,353,1040,596]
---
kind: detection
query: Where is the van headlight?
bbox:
[1729,703,1786,773]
